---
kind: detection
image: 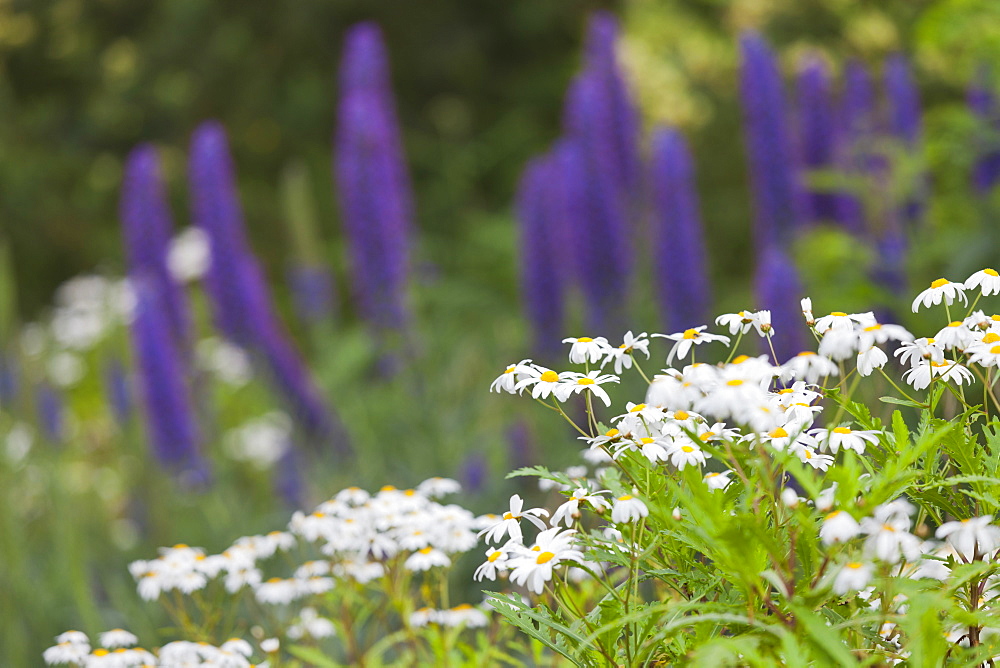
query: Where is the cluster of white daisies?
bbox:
[43,630,270,667]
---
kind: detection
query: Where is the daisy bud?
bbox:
[781,487,800,508]
[672,507,682,521]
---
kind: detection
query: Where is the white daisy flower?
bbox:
[860,517,923,564]
[43,639,90,665]
[810,426,881,455]
[936,516,1000,560]
[514,366,570,400]
[417,477,461,498]
[666,441,708,470]
[934,321,977,351]
[903,360,974,391]
[404,547,451,571]
[441,604,489,628]
[611,494,649,523]
[796,446,834,470]
[410,608,440,627]
[550,488,610,527]
[780,351,839,384]
[911,278,968,313]
[601,331,650,374]
[813,311,874,334]
[703,471,732,490]
[894,337,945,367]
[856,346,888,377]
[255,577,303,605]
[490,360,533,394]
[820,511,861,545]
[857,322,913,348]
[559,371,619,407]
[98,629,138,649]
[968,341,1000,367]
[965,268,1000,296]
[479,495,549,544]
[654,327,730,365]
[833,562,873,595]
[562,336,610,364]
[507,528,585,594]
[715,311,758,335]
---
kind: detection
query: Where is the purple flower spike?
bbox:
[517,154,566,354]
[969,66,1000,194]
[274,448,305,509]
[884,53,926,227]
[104,358,133,424]
[649,127,711,331]
[288,264,337,325]
[563,73,632,332]
[129,279,206,474]
[189,122,347,449]
[835,60,877,234]
[796,57,840,224]
[583,11,641,194]
[36,383,64,442]
[739,32,805,246]
[120,144,192,344]
[754,245,808,364]
[335,22,413,331]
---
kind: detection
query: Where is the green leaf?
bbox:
[287,645,343,668]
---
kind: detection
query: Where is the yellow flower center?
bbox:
[804,450,813,459]
[640,437,655,445]
[380,485,396,492]
[267,577,282,583]
[674,410,690,420]
[932,361,952,368]
[991,345,1000,355]
[488,551,503,562]
[172,544,189,549]
[681,446,694,453]
[536,551,555,564]
[577,377,595,385]
[539,371,560,382]
[948,321,962,328]
[797,351,816,357]
[726,379,744,386]
[778,388,794,394]
[732,355,750,364]
[832,427,852,434]
[453,603,474,611]
[502,512,515,520]
[931,278,949,288]
[926,338,936,343]
[986,269,999,277]
[577,337,593,342]
[830,311,848,317]
[629,403,646,412]
[699,432,713,442]
[505,366,515,374]
[605,428,620,438]
[985,333,1000,343]
[94,649,110,657]
[846,562,863,570]
[405,489,416,496]
[864,324,882,331]
[826,511,841,519]
[618,495,633,501]
[419,547,433,555]
[882,524,896,532]
[769,428,788,438]
[682,329,699,339]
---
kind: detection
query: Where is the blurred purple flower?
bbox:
[104,358,133,424]
[36,383,64,442]
[835,60,877,234]
[334,22,412,330]
[189,122,347,448]
[274,448,305,509]
[287,264,337,325]
[129,280,206,474]
[582,11,640,195]
[739,32,804,246]
[796,57,840,223]
[969,66,1000,194]
[563,73,632,332]
[507,421,537,472]
[517,154,566,355]
[459,451,488,495]
[120,144,192,344]
[0,354,17,407]
[754,245,807,364]
[649,127,711,331]
[884,53,926,226]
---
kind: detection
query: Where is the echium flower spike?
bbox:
[649,127,711,331]
[583,11,640,195]
[36,382,64,442]
[835,60,877,234]
[562,73,632,333]
[754,245,808,364]
[969,65,1000,194]
[334,22,412,330]
[189,122,346,447]
[884,53,926,227]
[119,144,192,344]
[796,56,840,224]
[739,32,805,247]
[129,279,207,475]
[517,154,566,356]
